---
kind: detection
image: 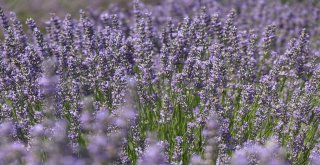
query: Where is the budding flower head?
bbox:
[37,57,59,98]
[41,57,57,76]
[138,133,168,165]
[231,137,286,165]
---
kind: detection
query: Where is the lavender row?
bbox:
[0,0,319,164]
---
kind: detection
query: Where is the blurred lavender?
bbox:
[0,0,319,164]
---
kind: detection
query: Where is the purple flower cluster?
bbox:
[0,0,319,164]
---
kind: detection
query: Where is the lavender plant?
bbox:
[0,0,319,164]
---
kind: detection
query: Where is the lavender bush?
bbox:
[0,0,319,164]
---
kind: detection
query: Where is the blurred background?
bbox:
[0,0,318,24]
[0,0,160,22]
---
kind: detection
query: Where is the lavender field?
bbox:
[0,0,319,164]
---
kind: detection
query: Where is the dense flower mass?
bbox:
[0,0,319,164]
